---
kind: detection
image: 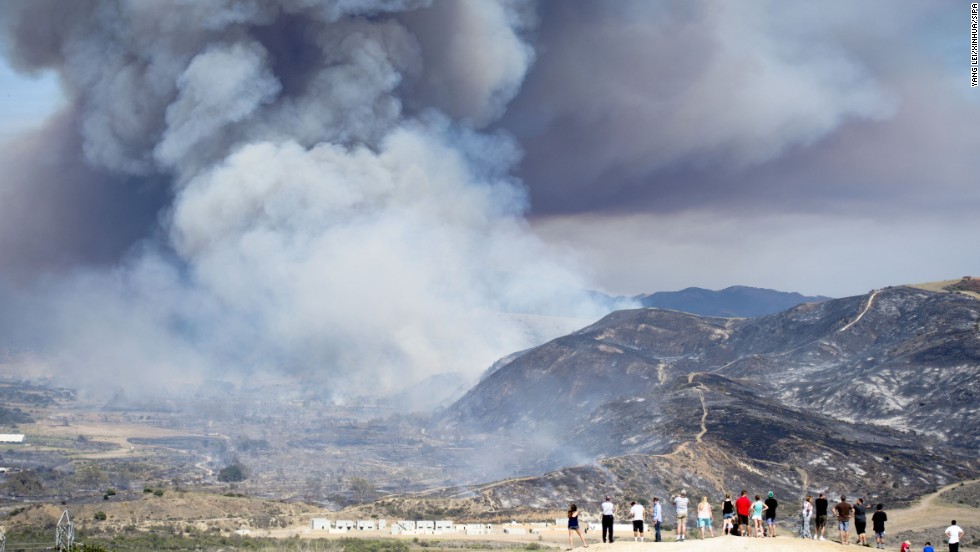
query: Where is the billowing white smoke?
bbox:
[0,0,608,400]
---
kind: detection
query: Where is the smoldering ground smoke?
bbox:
[0,0,608,401]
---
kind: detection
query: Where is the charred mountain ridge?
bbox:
[431,286,978,509]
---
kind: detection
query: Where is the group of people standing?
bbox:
[565,491,967,551]
[799,492,885,547]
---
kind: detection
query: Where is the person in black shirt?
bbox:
[815,492,829,541]
[764,492,778,537]
[871,503,887,550]
[854,498,868,546]
[722,493,734,535]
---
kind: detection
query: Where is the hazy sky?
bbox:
[3,1,976,300]
[0,0,976,395]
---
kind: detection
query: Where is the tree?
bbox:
[349,476,377,504]
[3,470,44,496]
[72,463,109,489]
[218,463,246,482]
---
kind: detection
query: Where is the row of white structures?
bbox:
[309,519,575,536]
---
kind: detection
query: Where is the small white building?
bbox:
[416,520,435,531]
[310,518,330,530]
[332,520,354,532]
[356,520,375,531]
[396,520,416,531]
[234,529,252,536]
[0,434,25,443]
[435,520,454,532]
[463,524,486,535]
[378,519,387,530]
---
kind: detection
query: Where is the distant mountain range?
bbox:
[593,285,832,318]
[427,286,979,516]
[636,285,832,317]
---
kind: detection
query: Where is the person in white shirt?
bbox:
[629,501,645,541]
[945,520,964,552]
[652,497,664,542]
[600,496,615,543]
[673,491,690,541]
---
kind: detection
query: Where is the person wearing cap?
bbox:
[764,491,778,537]
[600,495,615,543]
[673,490,690,541]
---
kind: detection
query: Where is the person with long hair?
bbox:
[801,495,814,539]
[697,496,714,539]
[567,504,588,550]
[751,494,767,537]
[722,493,734,535]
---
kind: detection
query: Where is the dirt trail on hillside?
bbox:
[888,479,980,531]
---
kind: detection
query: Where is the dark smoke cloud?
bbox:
[0,0,612,401]
[500,1,977,216]
[1,0,974,395]
[0,109,169,281]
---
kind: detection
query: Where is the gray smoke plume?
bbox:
[0,0,611,402]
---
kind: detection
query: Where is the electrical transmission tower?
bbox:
[55,509,74,551]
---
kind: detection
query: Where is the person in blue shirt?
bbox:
[924,541,934,552]
[567,504,588,550]
[652,497,664,542]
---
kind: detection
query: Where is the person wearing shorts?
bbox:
[673,491,690,542]
[833,495,853,545]
[871,503,887,549]
[815,492,829,541]
[751,495,766,538]
[629,501,645,542]
[722,493,734,535]
[697,496,714,539]
[735,490,751,537]
[764,491,778,537]
[567,504,588,550]
[853,498,868,546]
